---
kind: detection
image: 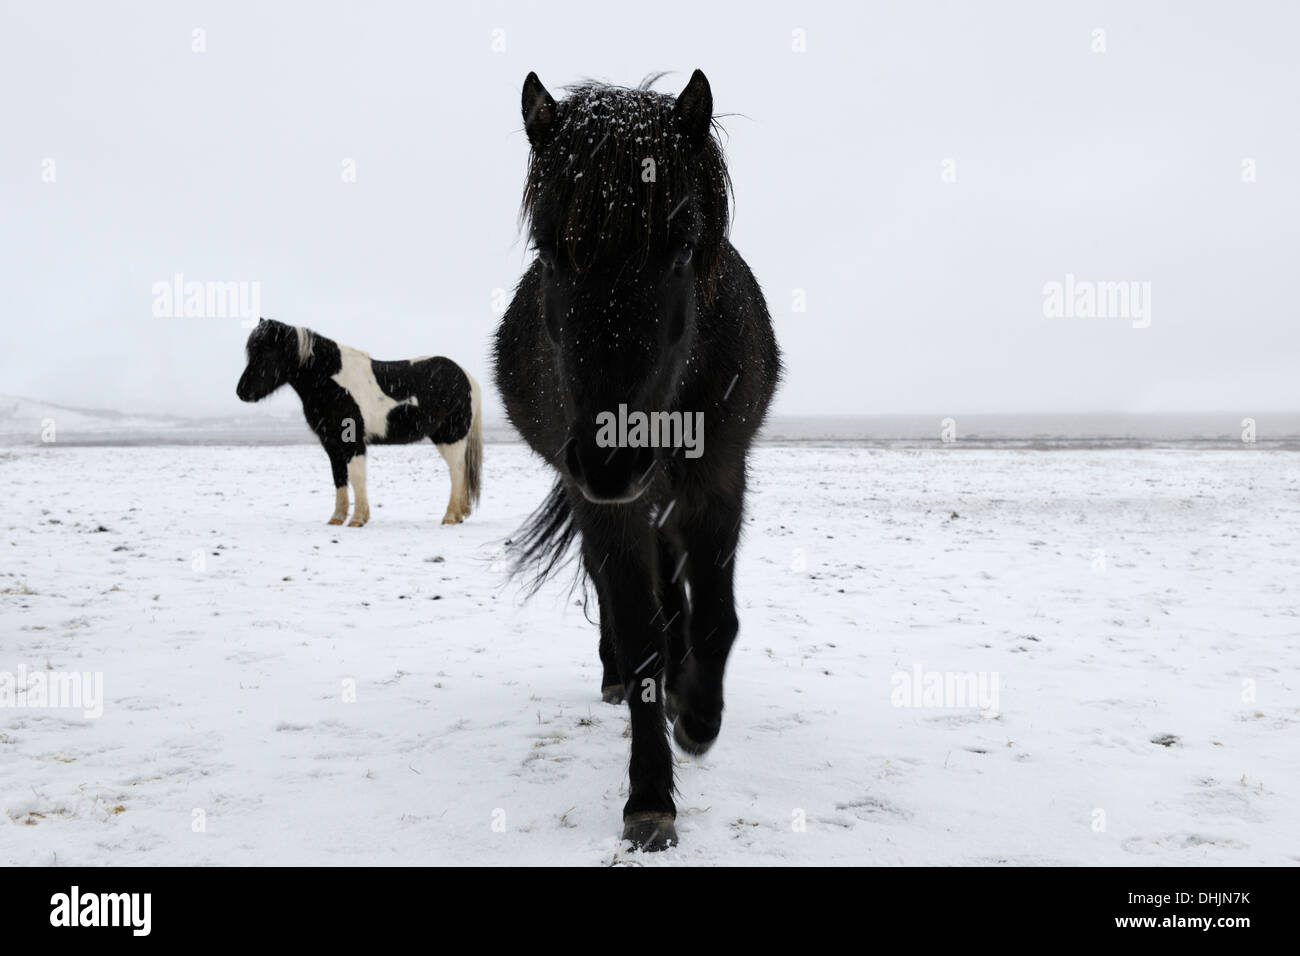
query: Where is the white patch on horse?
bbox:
[331,345,414,440]
[295,326,315,365]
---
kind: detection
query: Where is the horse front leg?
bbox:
[346,450,370,526]
[327,449,349,525]
[672,499,743,756]
[582,529,676,850]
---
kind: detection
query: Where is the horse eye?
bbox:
[674,244,694,268]
[536,247,555,272]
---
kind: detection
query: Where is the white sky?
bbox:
[2,0,1296,419]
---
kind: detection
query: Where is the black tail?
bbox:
[510,479,582,595]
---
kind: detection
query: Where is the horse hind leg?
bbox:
[598,619,623,704]
[436,438,469,525]
[346,453,370,527]
[583,552,624,703]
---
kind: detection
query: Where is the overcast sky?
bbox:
[2,0,1296,420]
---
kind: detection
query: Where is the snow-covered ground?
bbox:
[1,442,1297,865]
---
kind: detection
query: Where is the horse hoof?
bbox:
[601,683,625,705]
[441,516,462,525]
[672,713,720,756]
[328,518,344,525]
[621,812,677,851]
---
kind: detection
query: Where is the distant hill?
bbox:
[2,396,1297,448]
[0,395,311,446]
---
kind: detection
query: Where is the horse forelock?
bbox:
[244,319,273,357]
[521,82,731,305]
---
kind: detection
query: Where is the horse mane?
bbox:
[247,318,319,367]
[519,80,732,307]
[294,326,315,365]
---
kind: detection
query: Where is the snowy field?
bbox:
[1,442,1298,866]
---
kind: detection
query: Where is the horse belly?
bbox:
[373,404,428,445]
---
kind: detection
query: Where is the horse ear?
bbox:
[522,72,557,147]
[673,69,713,152]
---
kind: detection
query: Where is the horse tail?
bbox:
[511,479,581,595]
[464,369,484,509]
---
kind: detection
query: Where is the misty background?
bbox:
[2,0,1297,426]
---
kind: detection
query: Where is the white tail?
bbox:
[464,371,483,509]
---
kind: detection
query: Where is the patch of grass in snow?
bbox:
[13,807,72,826]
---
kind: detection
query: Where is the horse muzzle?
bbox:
[565,439,654,505]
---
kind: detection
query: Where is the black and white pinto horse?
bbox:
[236,318,482,526]
[494,71,782,850]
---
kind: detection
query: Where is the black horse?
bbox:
[493,71,781,850]
[236,318,482,526]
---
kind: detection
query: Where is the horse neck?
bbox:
[282,348,311,395]
[284,332,333,394]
